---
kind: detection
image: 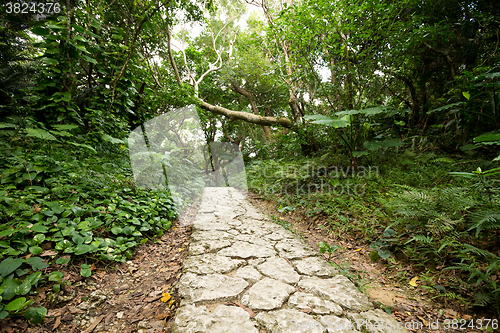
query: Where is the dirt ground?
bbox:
[1,192,495,333]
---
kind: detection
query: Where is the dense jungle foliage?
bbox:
[1,0,499,324]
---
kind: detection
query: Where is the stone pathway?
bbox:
[172,188,409,333]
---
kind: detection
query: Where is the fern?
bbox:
[431,291,467,302]
[461,244,499,259]
[387,185,476,226]
[468,210,500,237]
[473,292,491,306]
[407,234,433,244]
[426,216,462,235]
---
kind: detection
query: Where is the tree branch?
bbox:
[199,101,292,127]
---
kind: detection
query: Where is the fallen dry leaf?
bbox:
[417,315,429,326]
[40,250,58,257]
[409,276,418,287]
[160,292,172,303]
[52,316,61,331]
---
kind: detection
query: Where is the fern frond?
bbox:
[432,291,467,302]
[468,210,500,237]
[426,216,462,235]
[461,244,499,259]
[473,292,491,306]
[410,234,433,244]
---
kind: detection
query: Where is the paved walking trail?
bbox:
[172,188,408,333]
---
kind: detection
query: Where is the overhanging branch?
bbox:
[199,101,292,127]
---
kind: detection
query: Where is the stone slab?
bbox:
[234,224,271,236]
[347,309,410,333]
[234,234,275,246]
[255,309,327,333]
[172,304,258,333]
[191,222,231,231]
[257,257,300,284]
[191,230,232,242]
[177,273,248,304]
[288,292,343,315]
[183,254,244,274]
[298,276,374,312]
[241,277,295,310]
[188,240,232,255]
[275,239,319,259]
[293,257,339,277]
[319,315,361,333]
[234,266,263,283]
[218,241,276,258]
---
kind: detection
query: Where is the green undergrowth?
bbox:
[0,128,178,323]
[247,151,500,315]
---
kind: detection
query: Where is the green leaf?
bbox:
[82,54,98,64]
[48,271,63,283]
[383,228,395,237]
[29,246,43,255]
[0,229,16,238]
[71,206,85,217]
[111,227,122,235]
[0,311,8,320]
[449,171,475,178]
[4,297,27,311]
[47,24,66,30]
[318,241,329,254]
[75,244,91,255]
[1,279,21,301]
[102,134,124,144]
[378,249,391,259]
[484,72,500,79]
[41,57,59,66]
[30,224,48,233]
[56,258,70,265]
[352,151,369,157]
[462,91,470,100]
[0,258,25,277]
[15,281,31,295]
[379,140,403,148]
[67,141,96,153]
[24,272,42,286]
[427,102,463,114]
[0,122,16,129]
[25,128,57,141]
[304,115,350,128]
[69,42,89,53]
[474,132,500,143]
[31,27,51,36]
[24,306,47,324]
[33,234,45,244]
[26,257,48,271]
[61,92,71,102]
[52,124,78,131]
[27,186,49,193]
[80,266,91,278]
[370,251,379,261]
[74,35,90,43]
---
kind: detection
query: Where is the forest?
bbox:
[0,0,499,329]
